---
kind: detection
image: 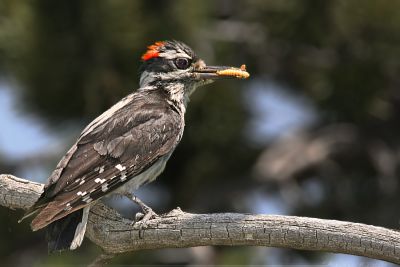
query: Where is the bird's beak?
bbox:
[193,63,250,80]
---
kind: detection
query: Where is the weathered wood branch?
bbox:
[1,174,399,264]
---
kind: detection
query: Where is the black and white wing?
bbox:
[29,91,183,231]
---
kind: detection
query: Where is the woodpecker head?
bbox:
[139,40,249,103]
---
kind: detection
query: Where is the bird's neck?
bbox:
[139,71,199,111]
[163,82,189,114]
[138,83,190,115]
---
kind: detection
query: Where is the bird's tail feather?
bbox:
[19,198,49,224]
[18,208,42,223]
[46,207,90,253]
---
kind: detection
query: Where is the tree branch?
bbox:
[1,174,399,264]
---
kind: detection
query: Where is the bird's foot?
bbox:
[133,208,158,229]
[124,193,159,228]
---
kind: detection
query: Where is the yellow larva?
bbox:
[216,65,250,79]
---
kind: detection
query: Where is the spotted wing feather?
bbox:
[30,91,183,231]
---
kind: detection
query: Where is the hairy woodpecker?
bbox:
[22,40,250,252]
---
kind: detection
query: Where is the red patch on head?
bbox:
[141,41,165,61]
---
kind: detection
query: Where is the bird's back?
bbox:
[27,88,184,232]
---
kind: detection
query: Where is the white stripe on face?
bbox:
[159,49,191,60]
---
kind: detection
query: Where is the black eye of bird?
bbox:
[175,58,191,69]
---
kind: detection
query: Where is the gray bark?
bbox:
[1,174,399,264]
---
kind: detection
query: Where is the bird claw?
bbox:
[134,212,144,222]
[124,193,158,229]
[132,208,158,229]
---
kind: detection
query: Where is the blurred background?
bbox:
[0,0,399,266]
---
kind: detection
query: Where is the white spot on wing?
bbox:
[99,166,105,174]
[65,203,72,211]
[94,178,106,184]
[82,195,92,203]
[115,164,126,171]
[77,191,87,196]
[112,155,169,194]
[79,179,85,185]
[101,183,109,192]
[120,171,127,181]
